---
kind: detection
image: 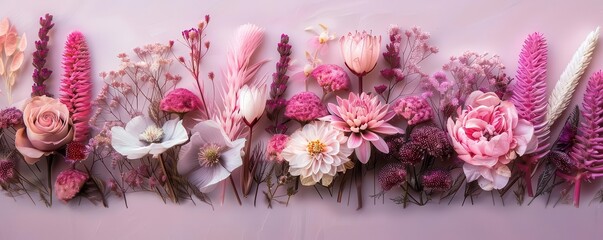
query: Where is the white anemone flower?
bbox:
[177,120,246,193]
[111,116,188,159]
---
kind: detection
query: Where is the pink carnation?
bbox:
[311,64,351,93]
[55,169,89,202]
[267,134,289,162]
[0,107,23,129]
[285,92,328,123]
[393,95,433,125]
[160,88,203,114]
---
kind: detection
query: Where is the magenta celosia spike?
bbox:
[511,33,549,196]
[567,70,603,207]
[59,31,92,143]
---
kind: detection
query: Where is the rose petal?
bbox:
[15,128,47,164]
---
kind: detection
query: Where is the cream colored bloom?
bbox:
[281,121,353,186]
[238,85,268,124]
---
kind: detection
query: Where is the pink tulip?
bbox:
[340,31,381,77]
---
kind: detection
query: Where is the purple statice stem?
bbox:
[265,34,291,134]
[31,13,54,97]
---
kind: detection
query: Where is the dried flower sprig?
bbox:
[174,15,211,116]
[266,34,292,134]
[512,32,549,196]
[565,71,603,207]
[303,24,336,78]
[0,17,27,103]
[380,25,438,103]
[60,31,92,143]
[31,14,54,97]
[547,27,600,127]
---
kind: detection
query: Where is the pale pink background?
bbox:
[1,0,603,239]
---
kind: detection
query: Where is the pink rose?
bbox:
[447,91,537,190]
[15,96,75,164]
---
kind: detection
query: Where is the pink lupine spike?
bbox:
[511,33,549,196]
[59,31,92,143]
[567,70,603,207]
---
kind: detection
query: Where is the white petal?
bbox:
[219,138,245,172]
[125,116,152,134]
[177,134,202,175]
[111,126,148,159]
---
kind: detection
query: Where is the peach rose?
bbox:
[447,91,537,190]
[15,96,74,164]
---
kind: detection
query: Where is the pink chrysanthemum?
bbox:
[378,162,406,191]
[323,92,401,163]
[0,160,16,183]
[267,134,289,162]
[55,169,89,202]
[285,92,328,123]
[393,95,433,125]
[160,88,203,114]
[311,64,351,93]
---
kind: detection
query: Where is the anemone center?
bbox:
[198,144,222,168]
[139,125,164,143]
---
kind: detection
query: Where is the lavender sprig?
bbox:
[31,13,54,97]
[266,34,291,134]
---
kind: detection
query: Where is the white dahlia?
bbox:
[281,121,353,186]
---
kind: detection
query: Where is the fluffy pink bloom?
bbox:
[323,92,401,163]
[55,169,89,202]
[285,92,328,123]
[340,31,381,76]
[160,88,203,114]
[267,134,289,162]
[0,107,23,128]
[311,64,350,93]
[447,91,537,190]
[378,162,406,191]
[15,96,75,164]
[60,31,92,143]
[393,95,433,125]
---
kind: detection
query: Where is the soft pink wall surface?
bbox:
[1,0,603,239]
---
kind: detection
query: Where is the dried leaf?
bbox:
[17,33,26,51]
[0,18,8,36]
[9,51,23,72]
[4,32,17,57]
[534,158,556,197]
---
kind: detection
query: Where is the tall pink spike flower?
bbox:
[60,31,92,143]
[566,70,603,207]
[511,32,549,196]
[217,24,267,140]
[322,92,401,163]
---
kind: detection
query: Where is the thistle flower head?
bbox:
[421,169,453,191]
[378,162,406,191]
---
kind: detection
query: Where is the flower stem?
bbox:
[242,123,254,196]
[358,75,363,94]
[229,175,242,205]
[354,158,363,210]
[47,155,53,207]
[573,174,583,207]
[158,155,178,203]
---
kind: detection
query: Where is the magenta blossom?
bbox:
[160,88,203,114]
[285,91,328,123]
[55,169,89,202]
[311,64,350,93]
[322,92,401,163]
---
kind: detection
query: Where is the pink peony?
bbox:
[55,169,89,202]
[311,64,350,93]
[160,88,203,114]
[15,96,75,164]
[266,134,289,162]
[393,95,433,125]
[322,92,401,163]
[285,92,328,123]
[447,91,537,190]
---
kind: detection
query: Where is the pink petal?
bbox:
[372,123,402,135]
[355,140,371,164]
[17,33,26,51]
[361,131,379,141]
[4,32,17,56]
[9,50,23,72]
[347,133,363,149]
[371,137,389,154]
[15,128,46,164]
[0,18,8,36]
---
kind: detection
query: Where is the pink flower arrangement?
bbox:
[55,169,89,202]
[447,91,537,190]
[323,92,401,163]
[285,91,328,123]
[160,88,203,114]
